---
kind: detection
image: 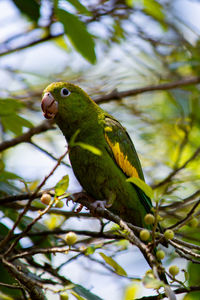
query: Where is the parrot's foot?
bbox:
[67,192,93,203]
[90,200,112,210]
[66,192,112,215]
[89,200,112,217]
[66,192,95,213]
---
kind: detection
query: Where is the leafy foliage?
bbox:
[0,0,200,299]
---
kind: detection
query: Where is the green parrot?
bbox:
[41,82,152,227]
[41,82,167,283]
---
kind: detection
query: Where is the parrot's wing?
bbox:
[104,116,152,212]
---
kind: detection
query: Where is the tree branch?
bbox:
[95,77,200,103]
[0,33,62,57]
[167,198,200,230]
[0,120,55,152]
[1,258,46,300]
[136,286,200,300]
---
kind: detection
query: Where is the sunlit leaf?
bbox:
[142,271,164,289]
[100,252,127,276]
[84,245,96,255]
[143,0,167,30]
[126,177,153,198]
[75,142,102,156]
[44,214,65,230]
[125,0,134,7]
[71,291,86,300]
[54,36,69,51]
[57,9,96,63]
[55,175,69,196]
[69,130,101,155]
[124,282,140,300]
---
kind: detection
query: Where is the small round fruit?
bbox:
[189,218,198,228]
[65,232,77,246]
[41,193,51,205]
[55,201,64,208]
[144,214,155,225]
[169,265,179,277]
[60,292,69,300]
[164,229,174,240]
[156,250,165,260]
[140,229,150,241]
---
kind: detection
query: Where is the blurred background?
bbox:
[0,0,200,299]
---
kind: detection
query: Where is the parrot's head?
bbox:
[41,82,95,121]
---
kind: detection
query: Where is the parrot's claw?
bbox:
[66,192,95,213]
[90,200,106,210]
[89,200,112,217]
[90,200,111,210]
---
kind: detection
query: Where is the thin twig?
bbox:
[0,149,68,253]
[169,239,200,260]
[160,190,200,210]
[167,198,200,230]
[29,141,70,167]
[13,229,120,240]
[136,286,200,300]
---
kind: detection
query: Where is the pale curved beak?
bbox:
[41,92,58,119]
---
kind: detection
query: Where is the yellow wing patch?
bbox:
[104,126,113,132]
[105,134,139,178]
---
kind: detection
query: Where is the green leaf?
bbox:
[126,177,153,199]
[69,130,101,155]
[0,181,21,196]
[69,129,81,146]
[125,0,134,7]
[99,252,127,276]
[55,175,69,197]
[143,0,167,31]
[65,0,91,15]
[0,98,33,135]
[0,171,22,181]
[0,262,23,298]
[143,0,165,21]
[1,115,33,135]
[57,9,96,63]
[71,291,86,300]
[142,271,164,289]
[12,0,40,22]
[84,245,96,255]
[73,284,103,300]
[75,142,102,156]
[54,36,69,51]
[0,98,23,115]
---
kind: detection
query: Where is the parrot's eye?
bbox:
[60,88,70,97]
